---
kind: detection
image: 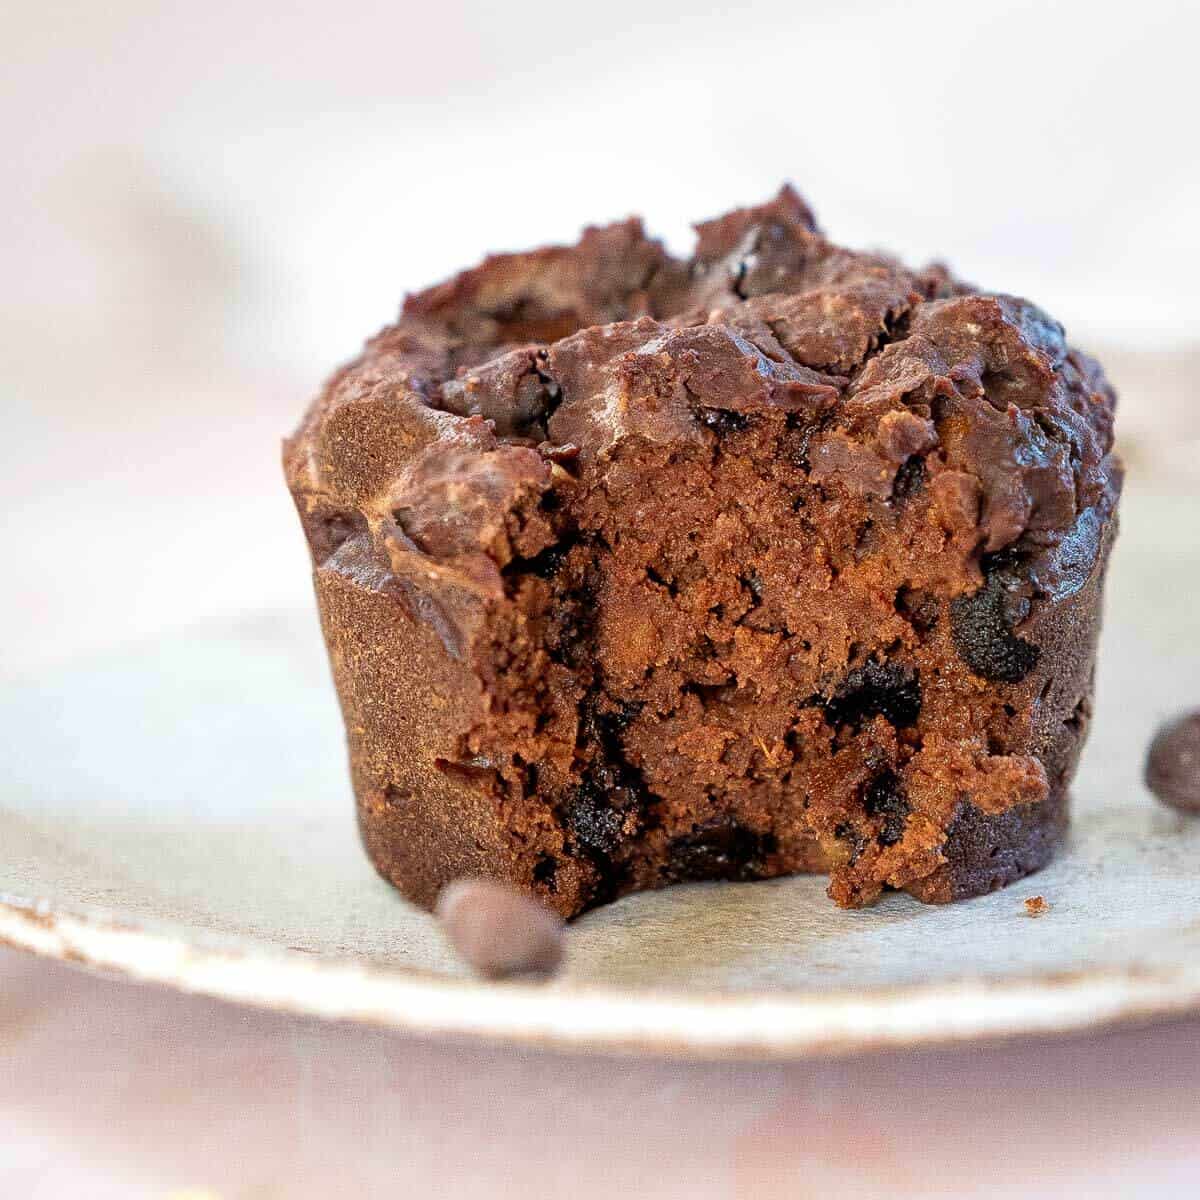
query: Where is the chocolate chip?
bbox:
[503,539,572,580]
[564,768,638,856]
[1145,711,1200,812]
[700,408,751,436]
[783,408,840,474]
[950,558,1041,683]
[665,822,776,882]
[863,770,910,846]
[565,792,625,856]
[562,691,649,872]
[892,454,927,502]
[590,700,644,738]
[825,661,921,729]
[438,348,559,438]
[435,878,565,979]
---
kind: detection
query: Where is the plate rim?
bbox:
[5,890,1200,1060]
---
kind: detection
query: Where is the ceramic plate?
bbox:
[2,483,1198,1059]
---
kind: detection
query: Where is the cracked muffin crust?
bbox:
[284,187,1122,917]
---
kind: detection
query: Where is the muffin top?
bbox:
[285,186,1119,603]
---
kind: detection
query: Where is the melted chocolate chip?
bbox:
[590,700,645,738]
[564,768,638,857]
[825,661,921,729]
[731,253,754,300]
[565,693,649,865]
[503,539,573,580]
[783,409,836,473]
[892,454,927,501]
[665,823,776,882]
[863,771,910,846]
[950,562,1041,683]
[382,782,414,809]
[700,408,751,436]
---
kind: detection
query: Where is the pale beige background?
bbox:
[3,1,1199,1195]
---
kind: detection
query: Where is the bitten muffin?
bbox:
[284,188,1121,917]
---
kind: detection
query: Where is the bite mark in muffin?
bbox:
[284,187,1122,917]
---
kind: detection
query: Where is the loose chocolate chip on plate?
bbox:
[435,878,565,979]
[1144,710,1200,813]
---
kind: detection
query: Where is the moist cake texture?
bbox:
[284,188,1122,917]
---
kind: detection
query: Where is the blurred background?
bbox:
[4,0,1198,677]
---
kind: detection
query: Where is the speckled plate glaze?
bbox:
[2,483,1198,1059]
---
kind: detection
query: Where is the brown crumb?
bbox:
[1024,896,1049,917]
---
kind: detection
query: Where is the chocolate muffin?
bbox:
[284,188,1121,917]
